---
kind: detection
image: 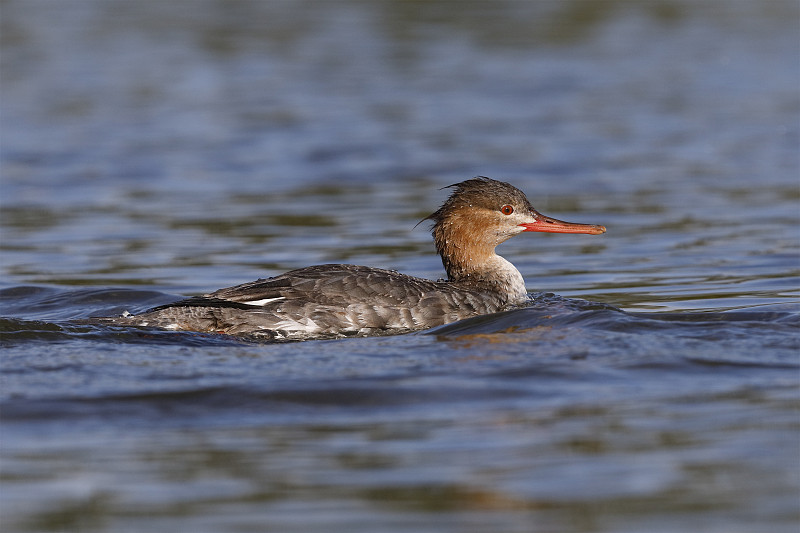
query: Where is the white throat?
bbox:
[485,254,528,303]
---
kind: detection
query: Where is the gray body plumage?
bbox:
[103,264,516,339]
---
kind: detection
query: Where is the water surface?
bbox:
[1,1,799,532]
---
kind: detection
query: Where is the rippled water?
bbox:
[2,1,799,532]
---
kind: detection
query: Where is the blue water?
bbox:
[2,1,799,532]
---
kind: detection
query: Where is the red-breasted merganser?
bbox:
[98,177,605,339]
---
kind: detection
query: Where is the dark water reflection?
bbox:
[2,1,799,532]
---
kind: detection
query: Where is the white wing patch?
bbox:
[245,297,286,306]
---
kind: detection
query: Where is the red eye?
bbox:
[500,205,514,215]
